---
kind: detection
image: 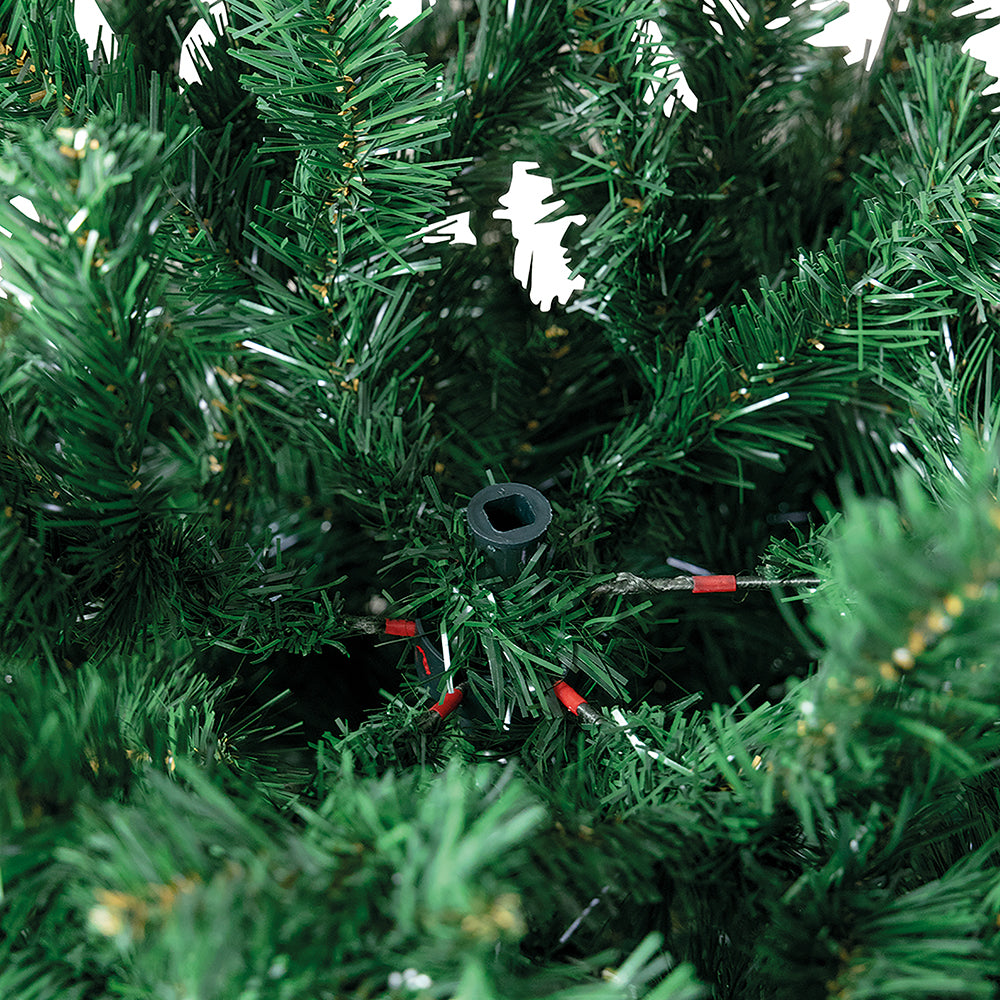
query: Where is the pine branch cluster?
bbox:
[3,0,1000,996]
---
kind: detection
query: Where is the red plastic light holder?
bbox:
[692,574,737,593]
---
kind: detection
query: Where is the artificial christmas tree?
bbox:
[3,0,1000,996]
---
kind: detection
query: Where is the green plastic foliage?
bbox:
[830,866,998,1000]
[758,862,999,1000]
[0,644,255,834]
[850,43,1000,329]
[95,0,202,78]
[790,439,1000,802]
[0,662,787,994]
[0,115,360,658]
[546,0,854,348]
[559,232,947,525]
[229,0,463,286]
[0,114,194,650]
[0,645,293,994]
[1,657,133,829]
[867,42,998,195]
[0,0,192,137]
[17,752,697,999]
[878,0,1000,67]
[544,0,695,345]
[560,70,1000,522]
[521,440,1000,996]
[4,2,1000,998]
[0,0,92,127]
[395,0,566,165]
[386,500,649,719]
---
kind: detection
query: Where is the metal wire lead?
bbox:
[590,572,820,598]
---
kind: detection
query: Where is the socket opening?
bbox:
[483,494,536,533]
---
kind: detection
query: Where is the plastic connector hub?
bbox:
[466,482,552,579]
